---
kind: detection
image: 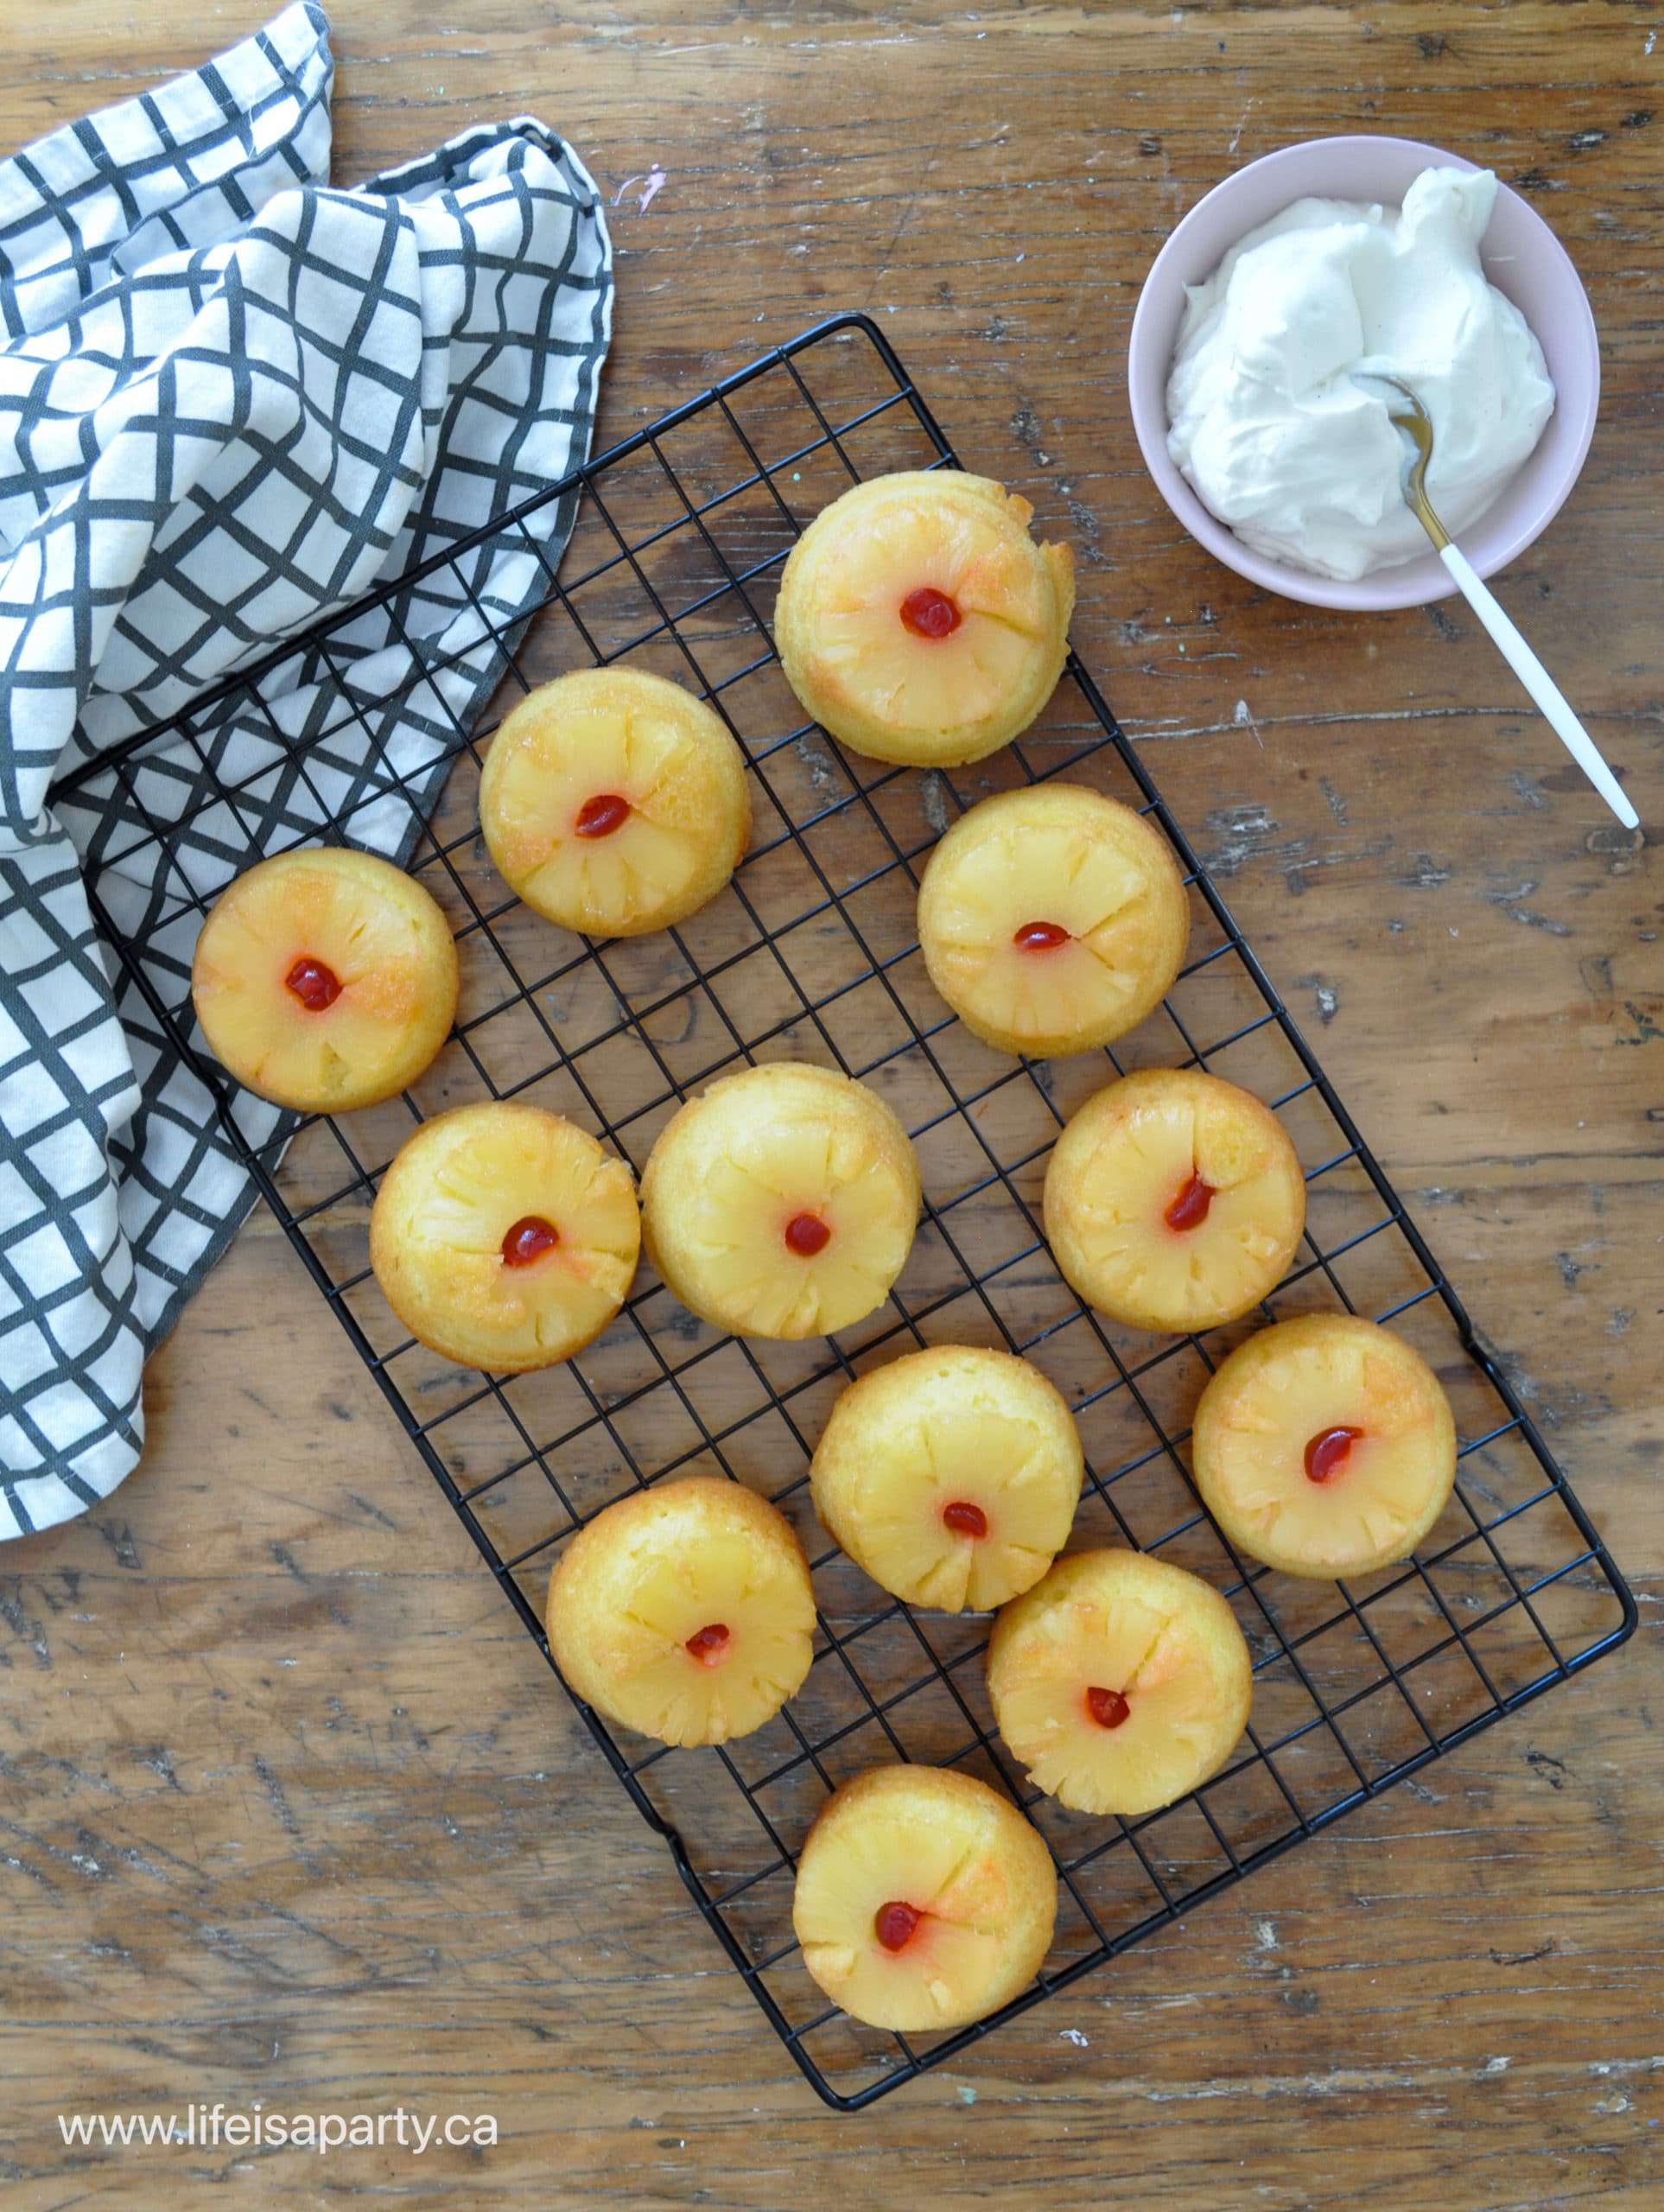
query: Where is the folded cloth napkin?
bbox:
[0,3,613,1538]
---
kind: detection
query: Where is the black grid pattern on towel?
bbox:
[0,0,611,1536]
[71,315,1635,2110]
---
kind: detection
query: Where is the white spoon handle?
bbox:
[1439,542,1639,830]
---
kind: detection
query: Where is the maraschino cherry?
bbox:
[899,586,962,639]
[285,956,341,1012]
[1304,1426,1363,1484]
[1085,1685,1132,1731]
[501,1216,559,1267]
[575,792,630,839]
[685,1623,731,1666]
[874,1900,924,1951]
[1163,1172,1216,1231]
[784,1211,831,1257]
[1012,920,1070,952]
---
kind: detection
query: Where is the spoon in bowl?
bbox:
[1358,372,1638,831]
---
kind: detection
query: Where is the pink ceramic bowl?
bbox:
[1127,134,1600,611]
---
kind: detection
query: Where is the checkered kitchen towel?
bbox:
[0,4,613,1537]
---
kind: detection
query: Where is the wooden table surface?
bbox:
[5,3,1661,2206]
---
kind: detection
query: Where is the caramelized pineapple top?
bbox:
[1043,1067,1307,1333]
[370,1102,639,1372]
[776,471,1075,767]
[988,1548,1253,1818]
[1191,1313,1458,1580]
[918,784,1190,1058]
[810,1345,1083,1612]
[480,667,750,938]
[546,1476,816,1747]
[641,1063,921,1340]
[190,845,458,1114]
[792,1763,1056,2031]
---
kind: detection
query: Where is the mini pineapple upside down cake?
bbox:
[545,1476,816,1747]
[1044,1068,1307,1335]
[987,1549,1254,1819]
[191,847,458,1113]
[774,471,1075,767]
[791,1764,1057,2031]
[479,667,750,938]
[370,1102,639,1371]
[917,785,1191,1059]
[640,1063,921,1340]
[810,1346,1083,1612]
[1191,1313,1458,1580]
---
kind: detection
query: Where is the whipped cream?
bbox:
[1165,168,1555,581]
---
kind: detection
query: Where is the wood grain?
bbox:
[3,3,1661,2205]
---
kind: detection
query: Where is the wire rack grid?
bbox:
[73,315,1635,2111]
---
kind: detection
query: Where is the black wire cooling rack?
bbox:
[73,315,1635,2110]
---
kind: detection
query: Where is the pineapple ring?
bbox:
[479,668,750,938]
[810,1347,1083,1612]
[190,847,458,1113]
[917,785,1190,1058]
[1044,1069,1307,1334]
[1191,1313,1458,1580]
[792,1764,1057,2031]
[370,1102,639,1371]
[774,471,1075,766]
[640,1064,921,1341]
[545,1476,816,1747]
[987,1549,1253,1818]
